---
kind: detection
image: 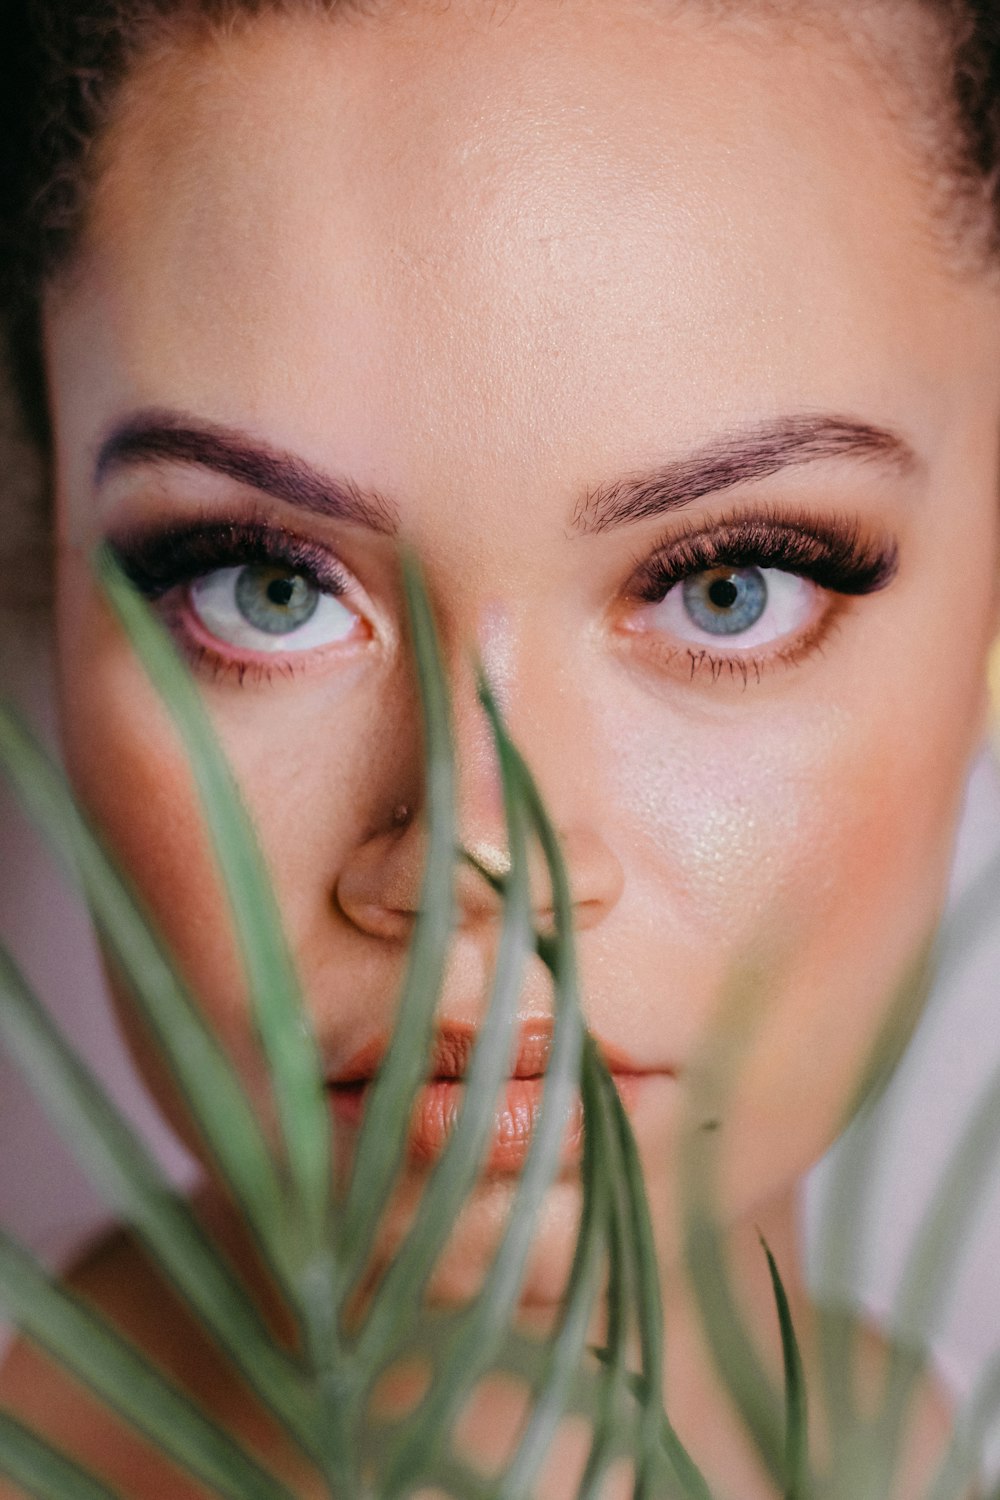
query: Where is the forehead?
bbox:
[51,0,998,502]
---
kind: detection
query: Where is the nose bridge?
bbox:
[449,600,624,924]
[334,601,624,938]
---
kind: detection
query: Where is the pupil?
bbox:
[267,578,296,607]
[709,576,740,610]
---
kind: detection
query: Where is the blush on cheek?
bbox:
[617,687,969,959]
[618,731,831,942]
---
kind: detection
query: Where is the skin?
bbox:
[2,0,1000,1493]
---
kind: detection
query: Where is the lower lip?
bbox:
[328,1072,647,1174]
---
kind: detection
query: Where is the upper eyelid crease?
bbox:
[628,511,900,599]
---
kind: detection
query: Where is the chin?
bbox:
[356,1171,586,1317]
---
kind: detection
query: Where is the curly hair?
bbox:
[0,0,998,448]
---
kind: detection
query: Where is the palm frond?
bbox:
[2,540,1000,1500]
[0,1413,121,1500]
[0,1233,296,1500]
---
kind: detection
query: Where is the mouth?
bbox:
[326,1021,666,1174]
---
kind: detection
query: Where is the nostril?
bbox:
[337,817,622,941]
[337,897,415,943]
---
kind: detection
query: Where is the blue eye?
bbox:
[682,567,768,636]
[643,564,818,652]
[233,565,320,634]
[189,564,360,653]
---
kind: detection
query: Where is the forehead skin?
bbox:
[55,0,992,508]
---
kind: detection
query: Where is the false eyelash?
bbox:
[107,517,351,600]
[628,510,899,603]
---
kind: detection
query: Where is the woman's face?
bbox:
[44,1,1000,1302]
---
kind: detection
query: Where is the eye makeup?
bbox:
[626,508,899,605]
[105,505,900,690]
[619,507,900,687]
[105,516,364,684]
[108,517,352,601]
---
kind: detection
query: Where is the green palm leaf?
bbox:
[0,945,319,1456]
[354,667,534,1376]
[0,1413,121,1500]
[0,1234,296,1500]
[8,538,999,1500]
[97,549,332,1263]
[0,705,292,1294]
[760,1236,809,1500]
[337,549,458,1303]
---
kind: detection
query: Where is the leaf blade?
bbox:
[0,1411,123,1500]
[97,549,331,1254]
[337,548,458,1295]
[356,688,533,1372]
[760,1235,809,1500]
[380,698,585,1494]
[0,702,291,1291]
[0,943,320,1459]
[0,1234,297,1500]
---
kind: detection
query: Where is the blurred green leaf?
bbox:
[0,1412,121,1500]
[0,703,292,1293]
[761,1236,809,1500]
[0,1233,296,1500]
[337,549,457,1302]
[98,549,331,1260]
[0,945,320,1458]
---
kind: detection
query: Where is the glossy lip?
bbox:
[326,1020,675,1174]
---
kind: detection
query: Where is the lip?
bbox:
[326,1020,672,1174]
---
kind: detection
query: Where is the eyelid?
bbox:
[107,516,356,601]
[616,507,896,687]
[106,515,385,681]
[625,507,899,602]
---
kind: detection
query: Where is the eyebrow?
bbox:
[94,409,400,536]
[570,415,918,536]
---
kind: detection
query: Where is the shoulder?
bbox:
[0,1226,216,1499]
[0,1218,318,1499]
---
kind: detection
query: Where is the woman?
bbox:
[0,0,998,1494]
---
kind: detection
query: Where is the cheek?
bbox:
[608,658,983,1222]
[54,562,272,1111]
[615,637,981,954]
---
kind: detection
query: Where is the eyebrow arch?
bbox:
[94,409,400,536]
[570,414,918,536]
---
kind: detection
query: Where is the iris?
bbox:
[682,566,768,636]
[233,565,320,635]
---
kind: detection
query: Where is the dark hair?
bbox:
[0,0,998,446]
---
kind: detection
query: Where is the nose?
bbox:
[334,668,624,943]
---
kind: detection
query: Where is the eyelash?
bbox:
[108,518,358,684]
[627,510,897,600]
[620,508,897,683]
[108,509,898,687]
[109,517,351,600]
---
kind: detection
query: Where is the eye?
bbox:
[189,563,361,653]
[647,564,817,651]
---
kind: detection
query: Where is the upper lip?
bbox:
[327,1019,665,1086]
